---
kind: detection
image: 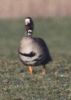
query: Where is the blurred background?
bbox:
[0,0,71,58]
[0,0,71,18]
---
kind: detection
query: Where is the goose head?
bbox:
[24,17,34,36]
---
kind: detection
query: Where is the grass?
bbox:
[0,17,71,100]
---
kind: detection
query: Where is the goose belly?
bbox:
[19,37,51,66]
[19,52,46,66]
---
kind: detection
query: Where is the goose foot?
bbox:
[41,65,46,75]
[28,66,33,75]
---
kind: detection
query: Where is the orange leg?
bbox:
[28,66,33,74]
[42,65,46,75]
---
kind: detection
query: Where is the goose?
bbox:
[19,17,52,75]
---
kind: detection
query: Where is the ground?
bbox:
[0,17,71,100]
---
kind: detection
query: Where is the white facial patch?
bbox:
[25,18,30,25]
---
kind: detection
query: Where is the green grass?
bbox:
[0,17,71,100]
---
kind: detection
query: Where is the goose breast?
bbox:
[19,36,51,66]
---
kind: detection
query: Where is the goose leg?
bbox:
[28,66,33,74]
[42,65,46,75]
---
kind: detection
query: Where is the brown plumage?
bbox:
[19,17,52,75]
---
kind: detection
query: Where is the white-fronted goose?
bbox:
[19,17,52,75]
